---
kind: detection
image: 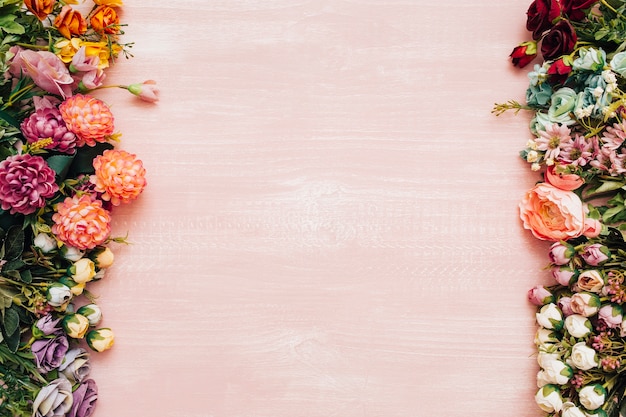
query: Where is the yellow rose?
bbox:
[71,258,96,284]
[94,247,114,269]
[86,328,115,352]
[62,313,90,339]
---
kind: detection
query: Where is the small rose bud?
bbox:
[71,258,96,284]
[536,303,564,330]
[510,41,538,68]
[47,283,72,307]
[77,304,102,326]
[58,276,85,296]
[127,80,159,102]
[86,328,115,352]
[62,313,90,339]
[579,384,606,411]
[598,304,623,329]
[61,245,84,262]
[570,341,598,370]
[564,314,593,338]
[33,233,56,253]
[535,384,563,413]
[92,247,114,269]
[528,285,555,306]
[549,242,575,265]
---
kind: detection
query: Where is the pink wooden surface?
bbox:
[86,0,549,415]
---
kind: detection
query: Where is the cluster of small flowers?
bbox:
[0,1,156,416]
[495,0,626,416]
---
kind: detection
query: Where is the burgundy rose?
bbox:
[526,0,562,40]
[510,41,538,68]
[540,19,578,61]
[561,0,599,21]
[31,335,69,373]
[68,379,98,417]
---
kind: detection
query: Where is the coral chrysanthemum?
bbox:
[91,149,147,206]
[0,154,58,215]
[52,195,111,250]
[59,94,114,147]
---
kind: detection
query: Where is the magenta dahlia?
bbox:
[0,154,59,215]
[20,106,77,154]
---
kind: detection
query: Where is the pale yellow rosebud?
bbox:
[72,258,96,284]
[62,313,90,339]
[94,247,114,269]
[86,328,115,352]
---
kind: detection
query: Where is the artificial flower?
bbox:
[71,258,96,284]
[526,0,561,40]
[24,0,55,20]
[86,328,114,352]
[0,154,58,215]
[59,94,115,147]
[91,149,147,205]
[52,195,112,250]
[127,80,160,102]
[54,6,87,39]
[77,304,102,326]
[540,20,578,61]
[90,5,120,34]
[62,313,90,339]
[31,378,74,417]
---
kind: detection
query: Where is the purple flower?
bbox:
[34,314,63,337]
[581,244,610,266]
[68,378,98,417]
[58,348,91,383]
[21,105,77,154]
[32,335,69,373]
[0,154,58,215]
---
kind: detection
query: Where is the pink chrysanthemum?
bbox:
[59,94,114,147]
[52,195,111,250]
[90,149,147,206]
[536,123,572,162]
[557,133,595,167]
[0,154,58,215]
[20,106,77,154]
[602,121,626,150]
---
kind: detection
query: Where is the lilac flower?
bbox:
[32,378,73,417]
[68,379,98,417]
[31,335,70,372]
[35,314,63,337]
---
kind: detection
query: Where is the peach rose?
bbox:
[90,5,120,34]
[519,183,586,241]
[545,165,584,191]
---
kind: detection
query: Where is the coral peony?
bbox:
[91,149,147,206]
[52,195,111,250]
[519,183,586,241]
[0,154,58,215]
[59,94,114,147]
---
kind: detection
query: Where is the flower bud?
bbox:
[536,303,564,330]
[570,292,601,317]
[127,80,159,102]
[535,384,563,413]
[71,258,96,284]
[77,304,102,326]
[58,276,85,296]
[33,233,56,253]
[581,244,610,266]
[598,303,623,329]
[86,328,114,352]
[551,265,577,286]
[564,314,592,338]
[528,285,555,306]
[510,41,538,68]
[570,341,598,370]
[539,359,573,385]
[47,283,72,307]
[62,313,90,339]
[549,242,575,265]
[579,384,606,410]
[61,245,84,262]
[92,247,114,269]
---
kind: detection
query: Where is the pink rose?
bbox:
[549,242,574,265]
[14,49,74,98]
[570,292,601,317]
[551,266,576,286]
[581,244,609,266]
[558,297,574,316]
[528,285,555,306]
[575,270,605,293]
[519,183,586,241]
[545,165,584,191]
[598,304,623,329]
[583,218,602,238]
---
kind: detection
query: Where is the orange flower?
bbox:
[91,149,147,206]
[24,0,55,20]
[90,5,120,34]
[94,0,123,6]
[54,6,87,39]
[59,94,114,147]
[52,195,111,250]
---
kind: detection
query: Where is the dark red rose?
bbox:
[510,41,538,68]
[547,57,572,85]
[540,20,577,61]
[526,0,562,40]
[561,0,598,21]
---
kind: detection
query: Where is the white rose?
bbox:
[61,246,84,262]
[541,359,572,385]
[535,328,559,349]
[47,283,72,307]
[71,258,96,284]
[561,402,587,417]
[578,384,606,410]
[535,384,563,413]
[537,352,559,368]
[33,233,56,253]
[537,370,551,388]
[536,303,563,330]
[569,342,598,370]
[564,314,592,338]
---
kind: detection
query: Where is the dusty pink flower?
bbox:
[0,154,58,215]
[557,134,595,166]
[20,104,77,154]
[14,50,74,98]
[59,94,114,147]
[127,80,159,103]
[70,47,106,91]
[52,195,111,250]
[91,149,147,206]
[536,123,573,162]
[601,121,626,150]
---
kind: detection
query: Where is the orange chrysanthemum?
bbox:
[52,195,111,250]
[91,149,147,206]
[59,94,114,147]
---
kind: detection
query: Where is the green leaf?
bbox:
[68,142,114,176]
[2,225,23,261]
[0,286,14,311]
[19,269,31,284]
[2,307,18,336]
[2,259,23,272]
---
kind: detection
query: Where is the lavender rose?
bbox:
[33,314,63,338]
[58,348,91,384]
[32,335,69,372]
[32,378,73,417]
[68,379,98,417]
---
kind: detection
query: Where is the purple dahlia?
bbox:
[0,154,59,215]
[21,106,77,154]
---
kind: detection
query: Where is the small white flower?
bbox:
[531,162,541,171]
[602,69,617,84]
[526,150,539,163]
[526,139,539,150]
[578,384,606,410]
[592,86,604,99]
[535,384,563,413]
[33,233,56,253]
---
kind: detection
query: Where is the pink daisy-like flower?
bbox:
[90,149,147,206]
[21,106,77,154]
[0,154,58,215]
[557,133,595,167]
[536,123,573,162]
[59,94,114,147]
[602,121,626,150]
[52,195,111,250]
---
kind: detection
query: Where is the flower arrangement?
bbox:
[0,0,156,416]
[494,0,626,416]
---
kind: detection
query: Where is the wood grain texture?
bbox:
[86,1,547,416]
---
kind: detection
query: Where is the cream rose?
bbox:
[569,342,598,370]
[71,258,96,284]
[564,314,592,338]
[535,384,563,413]
[575,270,604,293]
[536,303,564,330]
[519,183,586,241]
[578,384,606,410]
